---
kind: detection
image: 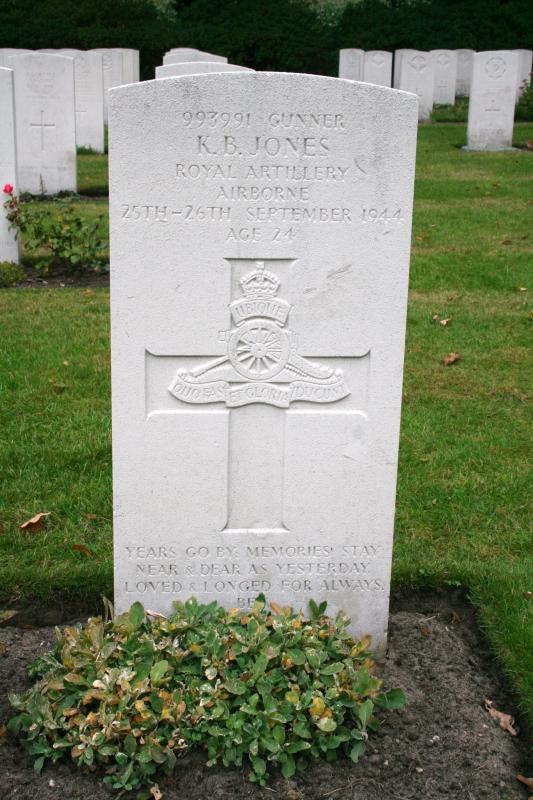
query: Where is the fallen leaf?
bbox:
[84,288,93,296]
[484,699,519,736]
[449,611,461,624]
[500,238,512,245]
[85,513,97,521]
[63,360,70,366]
[523,591,533,600]
[420,626,431,636]
[443,351,460,366]
[526,139,533,151]
[515,286,528,292]
[49,380,67,392]
[0,610,18,624]
[146,609,168,620]
[150,785,163,800]
[72,544,92,558]
[517,774,533,793]
[440,318,451,326]
[20,512,50,531]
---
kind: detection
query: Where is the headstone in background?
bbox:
[338,48,364,80]
[7,53,77,194]
[363,50,392,87]
[0,67,19,263]
[61,50,105,153]
[399,50,435,121]
[117,49,138,84]
[466,50,519,150]
[393,49,412,89]
[456,49,475,97]
[430,49,457,104]
[91,48,124,123]
[156,62,253,78]
[513,49,532,101]
[108,72,418,650]
[163,48,228,65]
[132,49,140,83]
[0,49,32,67]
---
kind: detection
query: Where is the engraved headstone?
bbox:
[91,48,124,123]
[399,50,434,121]
[0,67,19,263]
[60,50,104,153]
[466,51,519,151]
[513,49,532,100]
[7,53,76,194]
[0,48,32,67]
[156,62,253,78]
[108,73,418,650]
[363,51,392,87]
[456,49,475,96]
[163,48,228,66]
[338,49,364,80]
[430,49,457,104]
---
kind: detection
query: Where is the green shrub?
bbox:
[0,260,25,287]
[516,78,533,122]
[9,597,405,793]
[4,191,107,274]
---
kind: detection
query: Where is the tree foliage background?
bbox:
[0,0,531,79]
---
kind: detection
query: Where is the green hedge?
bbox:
[1,0,532,80]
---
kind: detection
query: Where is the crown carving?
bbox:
[240,262,280,299]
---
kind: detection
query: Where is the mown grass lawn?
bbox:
[1,123,532,725]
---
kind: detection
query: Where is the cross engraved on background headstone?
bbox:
[163,258,368,536]
[30,109,55,150]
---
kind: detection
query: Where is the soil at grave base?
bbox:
[0,590,530,800]
[15,266,110,289]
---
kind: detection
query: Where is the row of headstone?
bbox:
[340,48,532,106]
[155,48,252,79]
[108,70,419,651]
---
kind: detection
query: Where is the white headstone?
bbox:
[338,49,364,80]
[0,67,19,263]
[91,49,124,123]
[399,50,435,121]
[0,48,32,67]
[513,49,532,100]
[8,53,77,194]
[156,62,253,79]
[363,51,392,87]
[108,73,418,651]
[163,49,228,65]
[60,50,104,153]
[116,49,138,84]
[393,49,411,89]
[466,51,519,151]
[430,49,457,104]
[132,50,140,83]
[455,49,475,96]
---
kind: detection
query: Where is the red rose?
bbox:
[3,183,13,194]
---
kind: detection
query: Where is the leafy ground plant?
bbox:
[8,597,405,794]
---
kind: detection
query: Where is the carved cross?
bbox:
[30,110,56,150]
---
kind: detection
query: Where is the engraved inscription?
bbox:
[485,56,506,79]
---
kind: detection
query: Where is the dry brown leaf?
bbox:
[420,626,431,636]
[72,544,92,558]
[449,611,461,624]
[517,774,533,792]
[500,238,512,245]
[85,513,97,521]
[443,351,460,366]
[526,139,533,151]
[484,699,519,736]
[20,512,50,531]
[150,785,163,800]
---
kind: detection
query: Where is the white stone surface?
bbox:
[163,49,228,65]
[513,49,532,100]
[456,49,475,96]
[363,51,392,87]
[399,50,434,121]
[467,50,519,150]
[338,49,364,80]
[7,53,77,194]
[108,72,418,650]
[0,49,32,67]
[393,49,411,89]
[60,50,104,153]
[91,49,124,123]
[0,67,19,263]
[156,62,253,78]
[430,49,457,104]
